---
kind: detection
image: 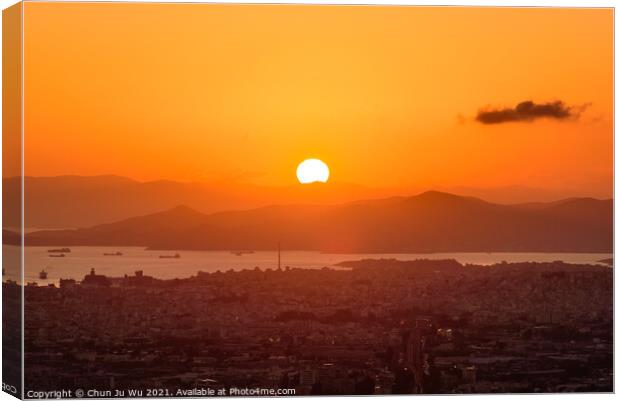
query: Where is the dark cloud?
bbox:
[476,100,581,124]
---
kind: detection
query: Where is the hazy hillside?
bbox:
[4,176,388,229]
[4,176,598,229]
[23,191,613,253]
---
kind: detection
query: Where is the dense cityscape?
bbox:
[16,258,613,395]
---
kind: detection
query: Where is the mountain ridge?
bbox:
[4,175,607,229]
[20,191,613,253]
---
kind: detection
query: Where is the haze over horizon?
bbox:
[10,173,615,201]
[3,174,613,231]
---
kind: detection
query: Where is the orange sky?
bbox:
[22,4,613,198]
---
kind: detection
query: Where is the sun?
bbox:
[296,159,330,184]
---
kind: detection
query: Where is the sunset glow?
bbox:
[296,159,330,184]
[20,3,613,201]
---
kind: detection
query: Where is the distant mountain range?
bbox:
[19,191,613,253]
[2,175,392,229]
[3,175,603,230]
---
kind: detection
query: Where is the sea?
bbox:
[1,245,612,286]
